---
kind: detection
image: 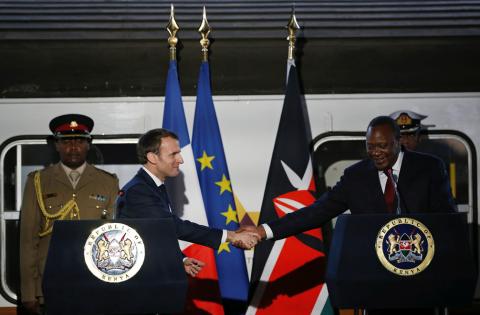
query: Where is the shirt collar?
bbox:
[392,150,404,173]
[378,150,404,175]
[61,162,87,175]
[142,166,164,187]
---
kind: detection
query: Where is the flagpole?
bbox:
[198,6,210,62]
[287,8,300,61]
[166,4,179,61]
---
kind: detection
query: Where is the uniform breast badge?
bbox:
[375,217,435,276]
[84,223,145,283]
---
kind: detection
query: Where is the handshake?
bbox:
[226,225,267,250]
[185,225,267,277]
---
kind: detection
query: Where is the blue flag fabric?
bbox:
[163,60,189,146]
[192,61,249,301]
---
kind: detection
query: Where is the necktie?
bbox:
[158,184,172,212]
[69,170,80,188]
[384,168,395,213]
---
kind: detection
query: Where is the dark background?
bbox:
[1,0,480,97]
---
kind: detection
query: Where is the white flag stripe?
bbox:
[275,197,307,211]
[246,238,287,315]
[280,158,313,190]
[177,144,209,250]
[311,283,329,315]
[274,202,295,215]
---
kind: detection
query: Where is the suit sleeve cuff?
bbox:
[221,230,227,243]
[262,224,274,240]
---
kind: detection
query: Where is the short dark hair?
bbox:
[137,128,179,164]
[367,116,401,139]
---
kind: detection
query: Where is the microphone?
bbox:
[389,172,402,215]
[112,189,126,219]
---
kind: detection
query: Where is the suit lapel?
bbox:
[366,160,386,210]
[137,168,171,212]
[137,168,162,196]
[397,150,414,190]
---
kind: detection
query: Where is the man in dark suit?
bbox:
[116,128,258,275]
[244,115,457,315]
[248,115,456,240]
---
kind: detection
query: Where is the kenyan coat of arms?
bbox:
[375,217,435,276]
[84,223,145,283]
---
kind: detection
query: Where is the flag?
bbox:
[162,59,224,314]
[248,63,334,315]
[192,61,250,305]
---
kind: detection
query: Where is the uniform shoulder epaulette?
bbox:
[95,167,118,179]
[27,170,37,178]
[27,165,52,178]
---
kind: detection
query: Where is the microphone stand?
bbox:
[388,171,402,215]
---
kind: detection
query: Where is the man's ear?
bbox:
[146,151,157,164]
[54,140,61,152]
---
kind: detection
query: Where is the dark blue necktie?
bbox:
[158,184,172,212]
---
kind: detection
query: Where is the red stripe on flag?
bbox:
[182,244,224,315]
[254,235,327,314]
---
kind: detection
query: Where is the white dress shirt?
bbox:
[378,151,404,193]
[61,162,87,188]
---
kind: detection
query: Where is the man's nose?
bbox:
[371,148,382,156]
[178,154,184,164]
[67,140,83,150]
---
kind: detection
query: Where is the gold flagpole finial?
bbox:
[198,6,211,62]
[286,8,300,60]
[167,4,180,61]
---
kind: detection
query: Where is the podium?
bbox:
[325,212,477,309]
[43,218,188,314]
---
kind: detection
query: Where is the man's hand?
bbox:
[183,257,205,277]
[236,225,267,240]
[227,228,261,250]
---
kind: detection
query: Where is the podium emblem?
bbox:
[375,217,434,276]
[84,223,145,283]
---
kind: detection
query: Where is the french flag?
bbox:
[162,60,224,314]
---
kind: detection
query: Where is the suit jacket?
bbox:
[19,163,119,303]
[116,168,223,249]
[269,150,457,240]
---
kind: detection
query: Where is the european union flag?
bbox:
[192,61,249,303]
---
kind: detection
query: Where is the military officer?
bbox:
[389,110,433,151]
[19,114,119,315]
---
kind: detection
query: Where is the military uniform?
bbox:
[19,162,118,303]
[19,114,119,307]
